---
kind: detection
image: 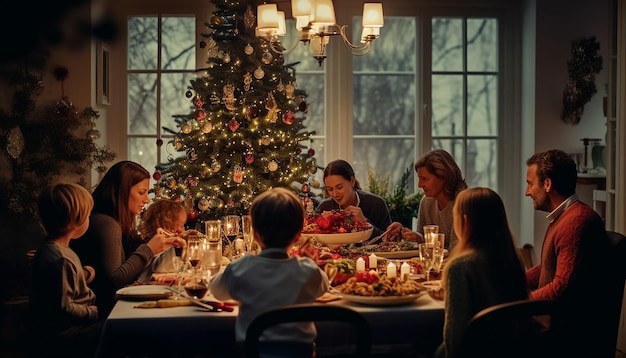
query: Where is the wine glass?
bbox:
[241,215,255,254]
[419,243,435,281]
[186,236,205,273]
[223,215,240,259]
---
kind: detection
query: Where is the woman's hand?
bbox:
[386,222,404,237]
[400,228,422,242]
[344,205,367,223]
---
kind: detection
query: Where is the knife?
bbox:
[164,287,232,312]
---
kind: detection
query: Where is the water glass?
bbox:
[202,237,222,276]
[423,225,439,246]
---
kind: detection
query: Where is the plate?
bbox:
[115,285,172,301]
[339,291,429,306]
[372,250,421,259]
[302,228,373,246]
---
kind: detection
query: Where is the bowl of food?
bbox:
[303,229,373,246]
[302,210,373,246]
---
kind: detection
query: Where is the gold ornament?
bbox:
[254,67,265,79]
[268,160,278,172]
[201,122,213,133]
[181,122,192,134]
[198,197,210,211]
[244,44,254,55]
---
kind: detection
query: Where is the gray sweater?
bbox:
[70,213,153,316]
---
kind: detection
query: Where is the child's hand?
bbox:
[298,240,318,261]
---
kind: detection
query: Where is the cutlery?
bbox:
[364,230,389,245]
[165,287,233,312]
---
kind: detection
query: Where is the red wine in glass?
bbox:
[184,284,208,299]
[189,259,201,268]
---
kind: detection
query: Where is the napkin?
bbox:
[315,292,341,303]
[134,298,193,308]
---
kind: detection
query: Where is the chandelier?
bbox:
[256,0,384,66]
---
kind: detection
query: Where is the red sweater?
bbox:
[527,201,606,300]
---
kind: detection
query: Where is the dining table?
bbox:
[96,288,445,358]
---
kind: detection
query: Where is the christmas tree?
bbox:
[154,0,320,226]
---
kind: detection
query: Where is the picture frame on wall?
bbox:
[96,42,110,106]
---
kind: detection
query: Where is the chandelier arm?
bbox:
[267,32,303,55]
[339,25,373,52]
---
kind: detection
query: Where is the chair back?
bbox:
[603,230,626,356]
[244,303,371,358]
[459,299,556,358]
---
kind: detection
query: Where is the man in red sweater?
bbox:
[525,149,612,357]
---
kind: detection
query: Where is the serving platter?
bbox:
[372,250,421,259]
[115,285,172,301]
[339,290,429,306]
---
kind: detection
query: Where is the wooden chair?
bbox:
[516,243,534,270]
[603,230,626,357]
[459,299,556,358]
[244,303,371,358]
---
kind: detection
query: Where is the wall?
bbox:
[529,0,610,252]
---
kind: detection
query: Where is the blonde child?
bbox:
[137,199,197,282]
[30,183,103,357]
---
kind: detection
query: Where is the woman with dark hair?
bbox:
[434,187,528,358]
[71,161,183,316]
[387,149,467,249]
[316,159,392,240]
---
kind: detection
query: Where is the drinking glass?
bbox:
[430,233,446,279]
[241,215,255,254]
[419,243,435,281]
[423,225,439,246]
[223,215,240,258]
[203,220,222,275]
[186,236,205,272]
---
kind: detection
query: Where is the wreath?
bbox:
[561,36,603,124]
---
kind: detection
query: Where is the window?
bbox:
[430,16,499,190]
[127,16,197,175]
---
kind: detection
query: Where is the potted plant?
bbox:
[367,166,423,229]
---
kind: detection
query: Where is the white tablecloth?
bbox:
[96,293,444,357]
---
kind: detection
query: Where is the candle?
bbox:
[400,262,410,280]
[235,238,245,253]
[356,257,366,272]
[387,262,397,278]
[369,254,377,270]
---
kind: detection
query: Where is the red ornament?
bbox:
[282,110,295,125]
[152,171,162,180]
[247,105,260,120]
[187,210,199,222]
[295,148,302,155]
[308,148,315,157]
[245,154,254,164]
[193,96,204,108]
[156,138,164,147]
[195,109,206,121]
[228,118,240,132]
